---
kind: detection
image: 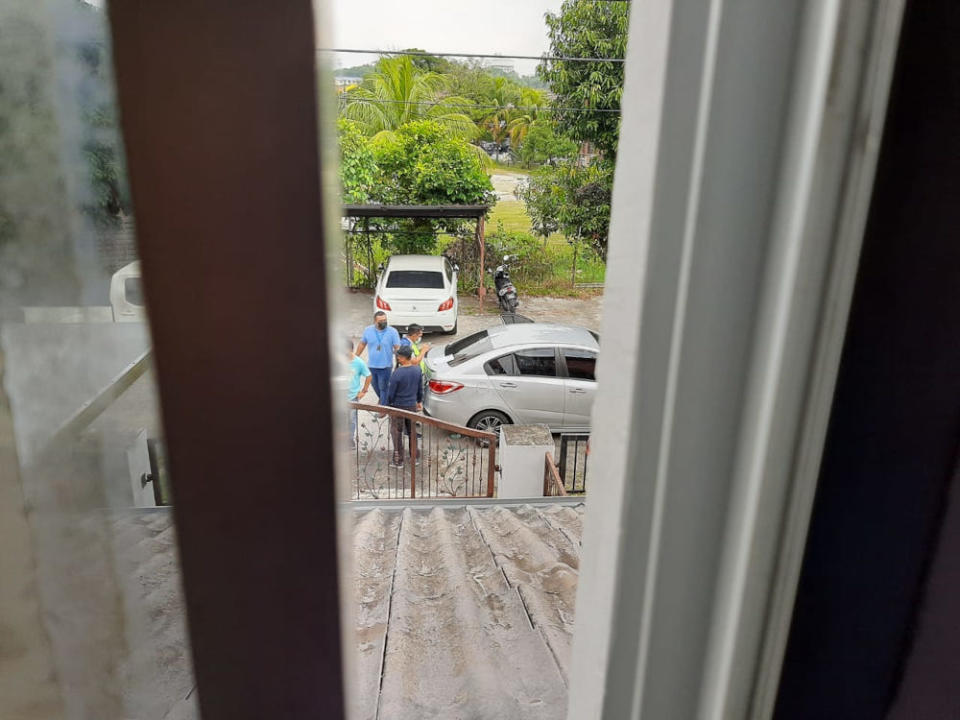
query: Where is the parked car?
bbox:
[422,323,599,433]
[374,255,459,335]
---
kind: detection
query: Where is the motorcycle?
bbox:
[491,255,520,313]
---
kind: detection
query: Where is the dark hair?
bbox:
[346,338,355,353]
[407,323,423,335]
[374,311,387,320]
[396,345,413,359]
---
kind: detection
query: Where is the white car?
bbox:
[374,255,459,335]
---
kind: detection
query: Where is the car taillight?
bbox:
[375,296,391,311]
[428,379,464,395]
[437,297,454,312]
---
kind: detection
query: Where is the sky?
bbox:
[322,0,565,76]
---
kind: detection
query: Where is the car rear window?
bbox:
[446,330,493,367]
[446,330,488,357]
[386,270,445,289]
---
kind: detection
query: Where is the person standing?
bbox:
[346,338,371,448]
[400,323,431,372]
[385,345,423,468]
[355,311,400,403]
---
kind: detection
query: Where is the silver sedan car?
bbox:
[422,323,599,433]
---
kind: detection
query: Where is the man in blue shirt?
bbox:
[385,345,423,468]
[346,338,371,448]
[355,311,400,403]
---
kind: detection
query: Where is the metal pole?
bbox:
[486,437,496,497]
[410,423,417,498]
[477,216,486,311]
[364,217,371,288]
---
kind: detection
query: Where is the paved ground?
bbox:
[340,288,604,348]
[490,172,523,200]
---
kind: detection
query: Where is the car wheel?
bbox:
[468,410,510,438]
[443,320,458,335]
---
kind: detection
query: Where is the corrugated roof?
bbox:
[113,501,584,719]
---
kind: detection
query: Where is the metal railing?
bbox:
[543,452,567,497]
[348,403,497,500]
[555,433,590,494]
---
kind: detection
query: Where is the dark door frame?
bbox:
[108,2,345,718]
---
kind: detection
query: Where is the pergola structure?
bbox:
[341,203,491,306]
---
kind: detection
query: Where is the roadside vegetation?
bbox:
[334,0,628,296]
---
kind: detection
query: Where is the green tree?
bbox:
[537,0,628,158]
[372,120,494,205]
[505,87,549,147]
[337,119,377,202]
[477,76,521,144]
[401,49,455,75]
[517,161,613,257]
[515,121,577,167]
[368,120,495,253]
[340,56,476,143]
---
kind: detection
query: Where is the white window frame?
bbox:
[568,0,905,718]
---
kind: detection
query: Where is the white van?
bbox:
[109,261,146,322]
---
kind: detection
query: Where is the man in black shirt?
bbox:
[386,345,423,468]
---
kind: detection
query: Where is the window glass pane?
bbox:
[486,354,517,376]
[564,349,597,381]
[448,337,494,367]
[0,3,193,717]
[385,270,445,289]
[445,329,488,357]
[515,348,557,377]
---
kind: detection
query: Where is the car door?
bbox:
[560,347,598,429]
[490,347,566,427]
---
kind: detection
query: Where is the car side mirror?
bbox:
[377,264,384,273]
[453,264,459,273]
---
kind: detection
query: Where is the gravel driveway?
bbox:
[339,289,604,347]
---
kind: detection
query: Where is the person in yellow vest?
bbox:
[400,324,431,372]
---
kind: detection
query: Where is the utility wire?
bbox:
[337,96,621,114]
[320,47,625,64]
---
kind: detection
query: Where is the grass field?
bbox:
[487,176,605,297]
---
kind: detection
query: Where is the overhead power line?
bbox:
[319,47,625,64]
[337,96,621,114]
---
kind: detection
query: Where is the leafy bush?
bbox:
[337,119,377,203]
[339,120,495,258]
[485,224,552,279]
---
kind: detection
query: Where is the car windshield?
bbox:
[386,270,445,289]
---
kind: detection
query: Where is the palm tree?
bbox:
[478,77,522,145]
[340,56,477,143]
[507,87,548,148]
